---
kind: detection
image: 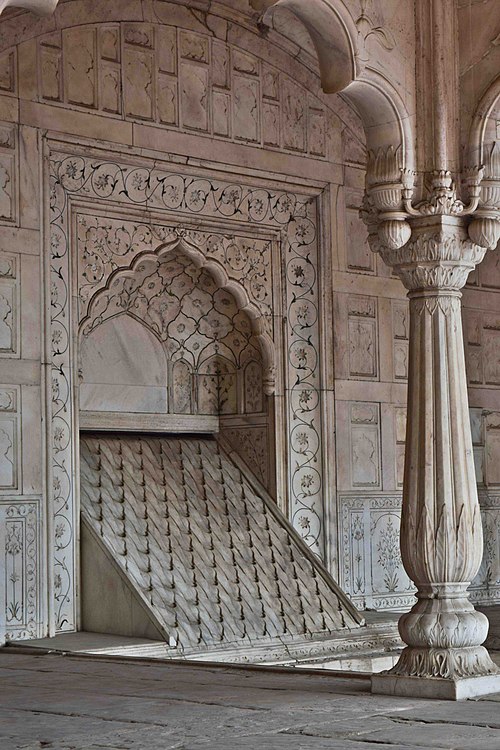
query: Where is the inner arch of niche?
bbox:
[79,235,276,398]
[78,236,277,429]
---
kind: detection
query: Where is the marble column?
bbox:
[370,215,500,699]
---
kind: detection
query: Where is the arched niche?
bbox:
[79,240,276,491]
[80,235,275,397]
[252,0,414,169]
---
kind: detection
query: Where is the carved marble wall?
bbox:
[0,2,356,638]
[1,0,499,642]
[35,22,331,160]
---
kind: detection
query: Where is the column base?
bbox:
[371,672,500,700]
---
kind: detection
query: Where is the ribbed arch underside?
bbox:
[80,434,361,657]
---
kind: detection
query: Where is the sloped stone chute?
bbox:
[80,434,363,660]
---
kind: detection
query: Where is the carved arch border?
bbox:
[47,142,326,633]
[79,235,277,394]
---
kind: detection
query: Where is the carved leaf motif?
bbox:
[366,26,396,51]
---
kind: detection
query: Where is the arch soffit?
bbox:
[468,74,500,165]
[252,0,413,168]
[79,235,276,391]
[0,0,58,15]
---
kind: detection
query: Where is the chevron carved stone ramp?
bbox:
[80,435,362,658]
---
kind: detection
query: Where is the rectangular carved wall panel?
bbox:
[0,386,19,493]
[339,494,416,611]
[0,252,18,357]
[0,499,41,640]
[36,23,328,160]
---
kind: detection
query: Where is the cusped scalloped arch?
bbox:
[252,0,414,169]
[79,234,277,395]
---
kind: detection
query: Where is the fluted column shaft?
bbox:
[377,216,499,682]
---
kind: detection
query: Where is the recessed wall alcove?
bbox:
[78,244,276,493]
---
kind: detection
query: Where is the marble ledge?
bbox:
[467,387,500,411]
[334,379,408,404]
[0,360,41,386]
[371,672,500,701]
[332,270,407,298]
[132,122,344,187]
[19,100,134,147]
[16,97,345,187]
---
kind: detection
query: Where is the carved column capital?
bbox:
[376,216,487,292]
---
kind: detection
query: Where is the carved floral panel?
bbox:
[0,499,40,640]
[339,494,416,611]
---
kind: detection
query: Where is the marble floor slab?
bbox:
[1,650,500,750]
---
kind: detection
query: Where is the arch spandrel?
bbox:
[251,0,414,169]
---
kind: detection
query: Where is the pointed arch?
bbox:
[468,74,500,166]
[79,234,276,394]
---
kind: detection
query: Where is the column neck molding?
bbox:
[366,216,487,292]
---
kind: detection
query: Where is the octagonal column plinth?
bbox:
[371,216,500,700]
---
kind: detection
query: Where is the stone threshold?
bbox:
[6,616,403,673]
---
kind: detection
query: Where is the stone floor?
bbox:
[2,649,500,750]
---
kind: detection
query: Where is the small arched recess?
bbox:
[78,238,277,494]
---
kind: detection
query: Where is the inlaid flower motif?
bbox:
[299,390,312,408]
[5,527,22,556]
[94,173,112,192]
[296,432,309,451]
[294,347,307,366]
[301,474,314,489]
[53,426,65,451]
[65,161,78,180]
[299,515,311,530]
